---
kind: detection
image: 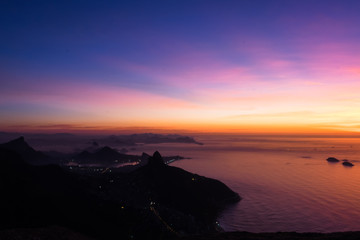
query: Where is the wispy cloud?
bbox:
[226,111,315,119]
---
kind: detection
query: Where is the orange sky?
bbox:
[1,1,360,134]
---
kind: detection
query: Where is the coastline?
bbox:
[2,227,360,240]
[176,231,360,240]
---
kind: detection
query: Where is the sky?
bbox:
[1,0,360,134]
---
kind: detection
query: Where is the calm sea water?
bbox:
[128,135,360,233]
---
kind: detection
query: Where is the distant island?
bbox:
[100,133,204,145]
[327,157,355,166]
[0,132,203,152]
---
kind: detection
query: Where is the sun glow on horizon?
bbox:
[1,1,360,135]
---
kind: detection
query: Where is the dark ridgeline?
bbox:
[0,136,49,164]
[0,137,240,240]
[0,136,184,168]
[73,146,139,165]
[102,133,204,145]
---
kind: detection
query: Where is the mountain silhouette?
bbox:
[147,150,165,166]
[0,137,49,164]
[74,146,138,164]
[0,138,240,239]
[0,147,174,239]
[121,151,241,225]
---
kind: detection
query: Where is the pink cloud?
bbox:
[0,79,201,111]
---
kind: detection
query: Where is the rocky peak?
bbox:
[147,151,165,167]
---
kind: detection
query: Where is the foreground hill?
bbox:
[1,137,360,240]
[129,152,240,220]
[0,138,240,239]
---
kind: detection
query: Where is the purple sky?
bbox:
[1,0,360,133]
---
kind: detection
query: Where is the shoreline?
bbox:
[2,227,360,240]
[177,231,360,240]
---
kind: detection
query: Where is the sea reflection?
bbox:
[128,135,360,233]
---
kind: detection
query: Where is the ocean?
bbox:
[128,134,360,233]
